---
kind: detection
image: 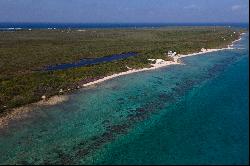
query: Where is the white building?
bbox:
[167,50,177,57]
[201,48,207,52]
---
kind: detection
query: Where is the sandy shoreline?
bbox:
[0,33,244,127]
[0,95,68,128]
[82,47,233,87]
[83,33,247,87]
[82,60,179,87]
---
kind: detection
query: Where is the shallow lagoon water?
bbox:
[44,52,138,71]
[0,34,248,164]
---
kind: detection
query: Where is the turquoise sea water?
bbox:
[0,34,248,165]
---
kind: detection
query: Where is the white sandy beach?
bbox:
[82,47,234,87]
[82,32,247,88]
[0,33,244,127]
[0,47,227,128]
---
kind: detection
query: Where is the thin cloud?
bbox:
[231,5,242,11]
[183,4,200,10]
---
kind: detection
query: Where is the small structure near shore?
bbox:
[41,95,46,100]
[59,89,63,93]
[166,50,177,57]
[201,48,207,52]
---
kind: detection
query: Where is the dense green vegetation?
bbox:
[0,27,243,112]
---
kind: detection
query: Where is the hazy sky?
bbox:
[0,0,249,23]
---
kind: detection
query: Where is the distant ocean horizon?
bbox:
[0,22,248,29]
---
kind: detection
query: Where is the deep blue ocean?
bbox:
[0,22,248,29]
[0,32,248,164]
